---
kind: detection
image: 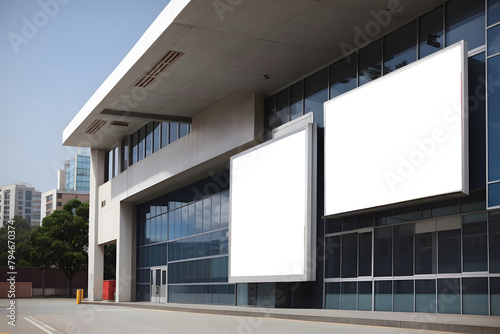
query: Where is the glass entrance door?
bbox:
[150,266,167,303]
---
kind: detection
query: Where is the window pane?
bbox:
[138,126,145,161]
[490,211,500,272]
[276,88,290,127]
[462,213,487,272]
[358,281,372,311]
[211,193,221,231]
[445,0,485,51]
[374,281,392,311]
[394,280,414,312]
[220,191,229,229]
[419,6,444,58]
[437,278,460,314]
[161,122,169,147]
[264,96,276,131]
[489,182,500,208]
[325,282,340,309]
[358,40,382,86]
[394,224,414,276]
[462,277,488,315]
[342,233,357,278]
[132,132,138,164]
[304,68,328,127]
[358,232,372,276]
[329,55,357,99]
[153,121,161,152]
[488,56,500,182]
[181,205,189,238]
[374,226,392,277]
[170,123,179,143]
[489,24,500,57]
[145,122,153,157]
[432,198,459,217]
[415,279,436,313]
[341,282,357,310]
[415,232,436,274]
[438,229,461,273]
[492,277,500,316]
[325,236,340,278]
[383,21,417,74]
[203,197,211,232]
[468,54,487,190]
[179,123,189,138]
[290,81,303,120]
[121,139,128,172]
[489,0,500,26]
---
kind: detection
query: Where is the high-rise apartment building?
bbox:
[0,183,42,226]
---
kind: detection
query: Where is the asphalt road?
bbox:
[0,298,463,334]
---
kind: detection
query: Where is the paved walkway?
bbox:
[83,300,500,334]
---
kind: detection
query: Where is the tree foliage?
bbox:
[22,199,89,295]
[0,216,31,266]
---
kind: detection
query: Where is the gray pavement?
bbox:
[0,298,473,334]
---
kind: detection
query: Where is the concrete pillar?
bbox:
[88,149,105,301]
[116,202,133,302]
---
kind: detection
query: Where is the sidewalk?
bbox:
[82,300,500,334]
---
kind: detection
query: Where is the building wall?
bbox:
[0,183,41,226]
[89,92,263,301]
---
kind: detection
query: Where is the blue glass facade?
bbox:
[65,154,90,191]
[135,172,234,304]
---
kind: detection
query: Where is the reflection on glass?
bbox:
[290,82,303,120]
[394,224,414,276]
[437,278,460,314]
[358,281,372,311]
[383,21,417,74]
[394,280,414,312]
[325,236,340,278]
[276,88,290,127]
[358,232,372,276]
[490,211,500,272]
[492,277,500,316]
[325,282,340,309]
[419,6,443,59]
[438,229,461,273]
[415,232,436,274]
[462,277,488,315]
[374,281,392,311]
[330,56,357,99]
[415,280,436,313]
[358,40,382,86]
[489,0,500,26]
[489,56,500,182]
[304,68,328,127]
[462,213,487,272]
[342,233,357,278]
[374,226,392,276]
[341,282,357,310]
[445,0,485,50]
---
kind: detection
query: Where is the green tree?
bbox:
[0,216,32,266]
[23,199,89,296]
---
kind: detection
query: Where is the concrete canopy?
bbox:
[63,0,441,149]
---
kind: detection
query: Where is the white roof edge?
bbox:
[62,0,191,146]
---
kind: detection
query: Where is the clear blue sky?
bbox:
[0,0,170,193]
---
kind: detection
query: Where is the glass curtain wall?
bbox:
[136,175,234,305]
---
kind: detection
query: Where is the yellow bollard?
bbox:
[76,289,82,304]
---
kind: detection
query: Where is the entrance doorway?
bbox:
[150,267,167,303]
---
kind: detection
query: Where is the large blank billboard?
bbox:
[229,125,316,283]
[324,41,468,216]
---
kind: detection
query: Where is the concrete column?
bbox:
[116,202,133,302]
[88,149,105,301]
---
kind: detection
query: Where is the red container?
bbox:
[103,280,116,300]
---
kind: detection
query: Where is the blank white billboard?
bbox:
[324,41,468,216]
[229,125,316,283]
